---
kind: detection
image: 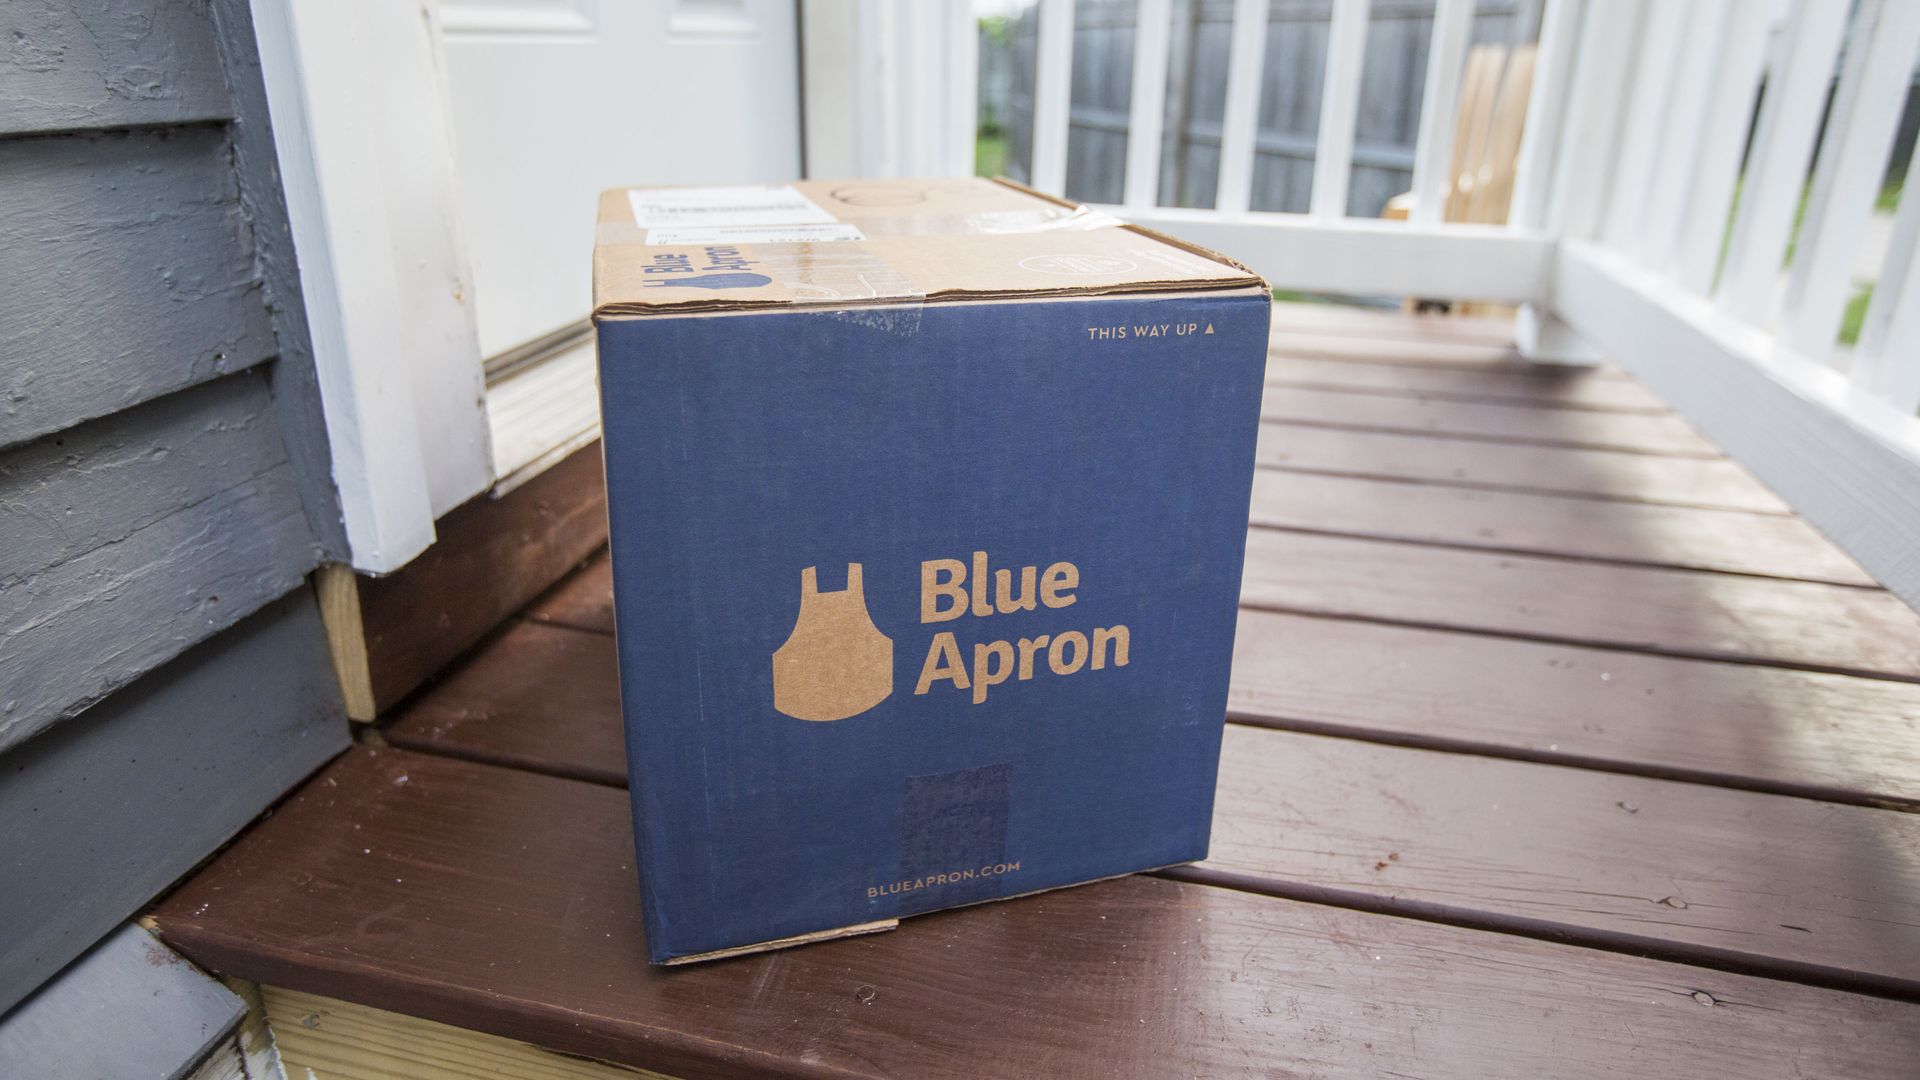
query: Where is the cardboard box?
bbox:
[593,178,1270,963]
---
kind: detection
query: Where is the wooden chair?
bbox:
[1385,42,1538,315]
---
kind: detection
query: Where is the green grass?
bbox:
[1271,289,1325,305]
[1713,175,1902,347]
[975,131,1007,178]
[1840,283,1873,347]
[1878,176,1904,213]
[1719,176,1904,273]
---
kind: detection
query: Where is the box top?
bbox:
[593,177,1264,318]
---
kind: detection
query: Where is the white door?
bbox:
[439,0,803,357]
[433,0,804,483]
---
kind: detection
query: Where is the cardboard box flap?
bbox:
[593,177,1263,317]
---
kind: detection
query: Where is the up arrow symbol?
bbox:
[1203,323,1215,335]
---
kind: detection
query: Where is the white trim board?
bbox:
[1552,241,1920,610]
[486,339,601,495]
[249,0,493,573]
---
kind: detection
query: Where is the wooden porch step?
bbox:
[149,747,1920,1080]
[149,301,1920,1075]
[383,616,1920,999]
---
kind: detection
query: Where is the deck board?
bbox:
[1197,726,1920,997]
[1267,300,1527,347]
[1255,424,1794,513]
[1249,471,1873,584]
[149,748,1920,1080]
[1267,355,1669,412]
[1263,385,1720,456]
[525,553,618,635]
[393,607,1920,811]
[1228,609,1920,808]
[1241,530,1920,680]
[385,619,1920,994]
[387,620,625,787]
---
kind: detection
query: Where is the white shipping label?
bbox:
[644,223,866,246]
[627,185,838,229]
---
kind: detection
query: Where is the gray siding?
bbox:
[0,592,349,1015]
[0,1,234,135]
[0,924,247,1080]
[0,0,353,1029]
[0,372,319,750]
[0,125,279,449]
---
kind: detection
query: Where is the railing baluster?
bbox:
[1507,0,1583,232]
[1853,137,1920,414]
[1598,0,1686,250]
[1714,0,1852,325]
[1123,0,1172,208]
[1543,0,1643,240]
[1408,0,1474,226]
[1031,0,1075,195]
[947,0,980,177]
[1670,1,1776,293]
[1637,0,1734,268]
[1215,0,1270,214]
[1309,0,1370,218]
[1778,0,1920,361]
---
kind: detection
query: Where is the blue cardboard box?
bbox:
[593,179,1270,963]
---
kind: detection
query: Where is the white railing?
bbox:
[960,0,1920,608]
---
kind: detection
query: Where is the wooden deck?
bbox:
[151,303,1920,1077]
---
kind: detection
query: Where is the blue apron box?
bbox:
[592,178,1270,963]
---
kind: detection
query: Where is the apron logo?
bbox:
[771,553,1132,721]
[643,271,772,290]
[772,564,894,721]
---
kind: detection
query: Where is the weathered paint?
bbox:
[0,0,234,135]
[2,371,292,583]
[209,0,349,560]
[0,461,318,751]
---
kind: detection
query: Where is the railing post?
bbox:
[1123,0,1173,209]
[946,0,980,177]
[1777,0,1920,361]
[1853,135,1920,414]
[1507,0,1583,232]
[1309,0,1370,219]
[1636,0,1733,268]
[1714,0,1852,326]
[1407,0,1475,226]
[1598,0,1685,250]
[1215,0,1270,214]
[1031,0,1075,195]
[1670,3,1776,293]
[1543,0,1642,241]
